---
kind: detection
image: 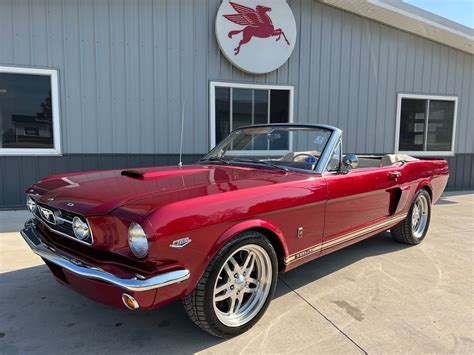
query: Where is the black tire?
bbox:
[391,189,432,245]
[183,230,278,338]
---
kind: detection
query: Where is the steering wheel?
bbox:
[291,153,318,165]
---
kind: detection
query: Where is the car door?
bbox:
[323,164,403,249]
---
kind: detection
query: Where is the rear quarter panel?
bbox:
[399,159,449,214]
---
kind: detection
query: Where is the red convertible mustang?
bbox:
[21,124,448,337]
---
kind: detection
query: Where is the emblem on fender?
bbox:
[170,237,192,249]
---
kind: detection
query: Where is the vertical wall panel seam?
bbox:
[408,34,414,90]
[138,0,142,154]
[457,53,466,154]
[381,27,387,153]
[6,0,12,63]
[191,0,195,152]
[77,0,85,155]
[335,9,342,129]
[455,52,462,153]
[151,0,157,154]
[45,0,49,66]
[374,24,382,152]
[108,0,115,153]
[60,0,67,153]
[385,29,394,151]
[438,41,446,94]
[122,0,127,153]
[295,2,304,122]
[355,19,362,153]
[192,0,196,152]
[316,3,322,124]
[28,0,32,65]
[336,10,343,129]
[465,55,473,153]
[179,0,183,154]
[165,0,170,153]
[328,7,334,125]
[11,0,15,61]
[347,11,354,145]
[93,0,99,152]
[307,3,314,126]
[364,20,370,152]
[206,0,210,147]
[464,56,473,154]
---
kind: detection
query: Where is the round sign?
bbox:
[215,0,297,74]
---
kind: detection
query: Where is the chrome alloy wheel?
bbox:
[213,244,273,327]
[412,194,429,238]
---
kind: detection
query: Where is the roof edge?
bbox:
[318,0,474,54]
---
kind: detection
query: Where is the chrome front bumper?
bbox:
[20,219,190,292]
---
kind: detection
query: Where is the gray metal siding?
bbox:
[0,0,472,155]
[0,153,203,208]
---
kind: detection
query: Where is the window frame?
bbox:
[325,138,343,173]
[209,81,294,150]
[394,93,458,157]
[0,65,62,156]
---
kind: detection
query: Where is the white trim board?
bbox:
[0,65,62,156]
[394,93,458,157]
[209,81,294,150]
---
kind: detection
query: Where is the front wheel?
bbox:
[183,231,278,338]
[391,189,431,245]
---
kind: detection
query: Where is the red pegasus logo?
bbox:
[223,2,290,55]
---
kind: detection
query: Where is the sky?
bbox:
[404,0,474,29]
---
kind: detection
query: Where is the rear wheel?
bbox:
[183,231,277,337]
[391,189,431,245]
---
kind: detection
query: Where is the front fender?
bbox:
[208,219,289,267]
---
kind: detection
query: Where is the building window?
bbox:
[209,82,293,148]
[0,66,61,155]
[395,94,457,156]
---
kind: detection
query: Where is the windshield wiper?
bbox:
[231,158,289,172]
[199,156,231,165]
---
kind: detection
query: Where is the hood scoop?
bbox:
[121,170,145,179]
[121,168,210,179]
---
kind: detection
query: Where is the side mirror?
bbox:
[342,154,359,173]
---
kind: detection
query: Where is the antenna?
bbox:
[178,102,185,167]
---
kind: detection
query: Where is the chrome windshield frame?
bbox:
[201,124,343,174]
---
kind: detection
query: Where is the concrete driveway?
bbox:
[0,191,473,354]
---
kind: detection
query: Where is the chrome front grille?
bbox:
[34,203,93,245]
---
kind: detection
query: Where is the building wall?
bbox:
[0,0,473,207]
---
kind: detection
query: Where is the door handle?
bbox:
[389,171,401,180]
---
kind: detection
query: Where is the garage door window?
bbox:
[395,94,457,156]
[0,66,61,155]
[210,82,293,149]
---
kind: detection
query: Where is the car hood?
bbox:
[28,164,293,216]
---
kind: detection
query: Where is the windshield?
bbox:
[201,126,334,172]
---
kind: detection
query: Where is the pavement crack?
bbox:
[279,277,368,355]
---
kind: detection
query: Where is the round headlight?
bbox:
[26,196,37,213]
[128,222,149,258]
[72,216,90,240]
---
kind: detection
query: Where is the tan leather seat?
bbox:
[281,150,320,162]
[356,157,382,168]
[380,154,418,167]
